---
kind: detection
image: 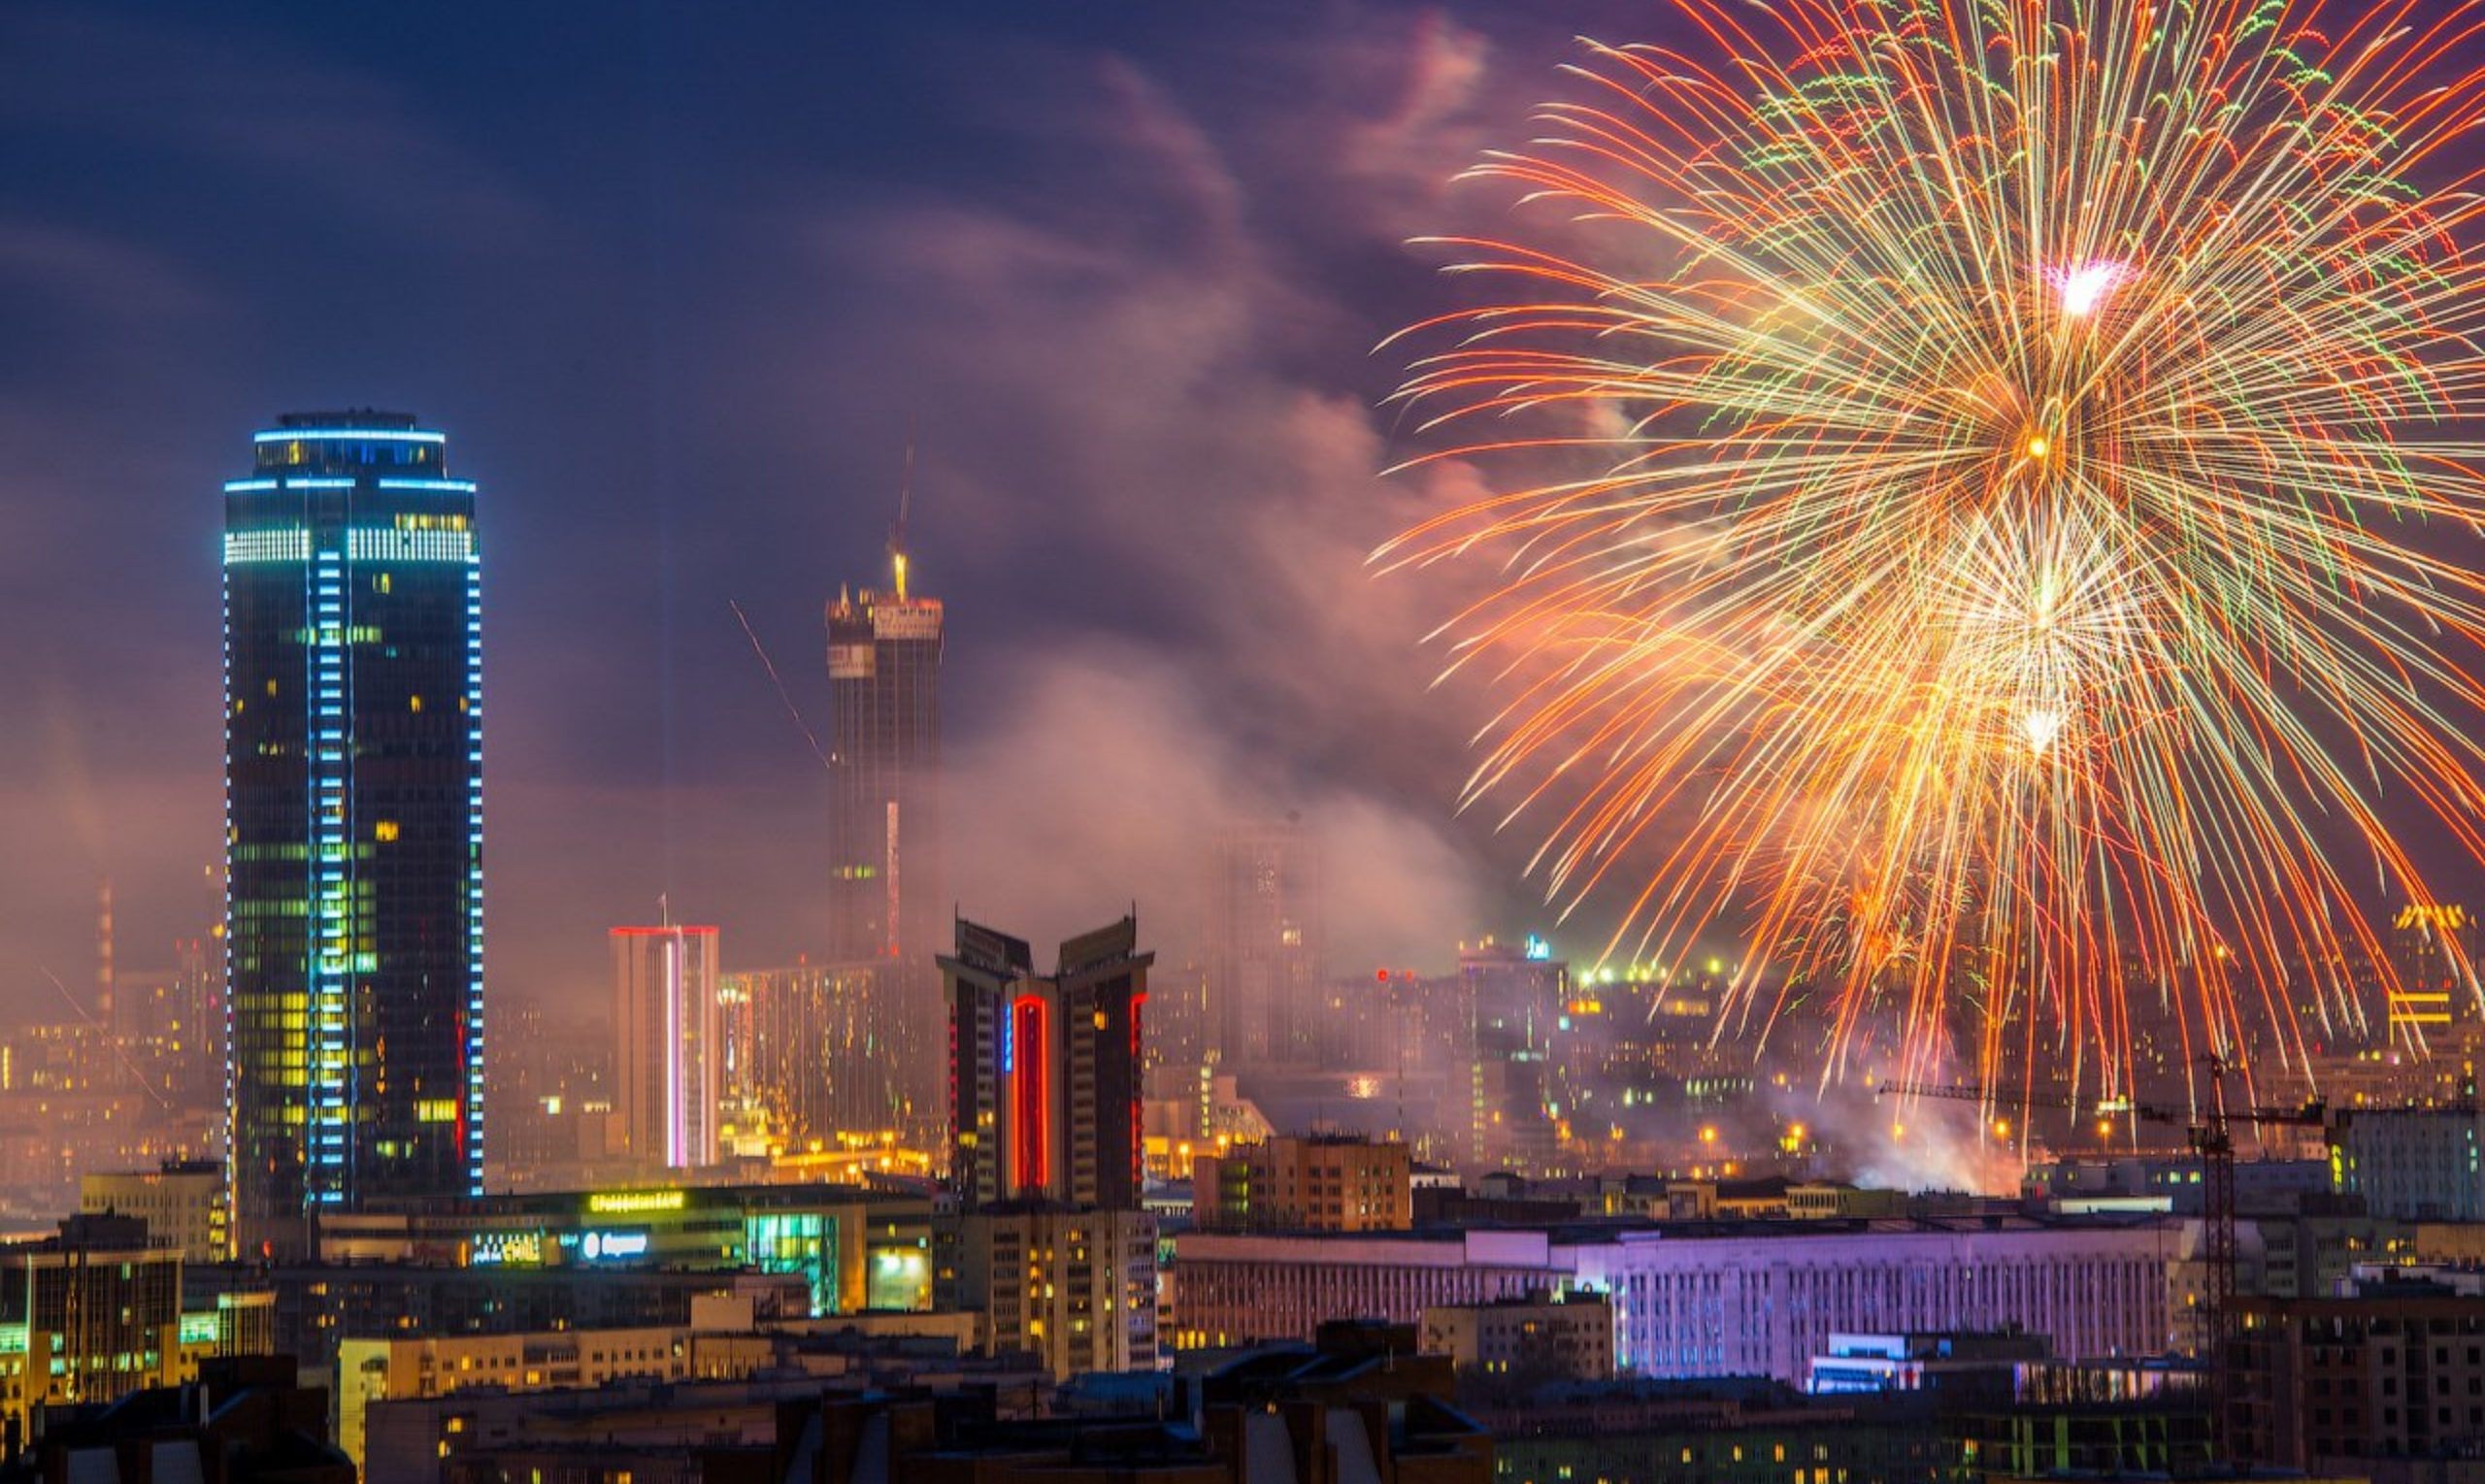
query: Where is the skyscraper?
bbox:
[223,412,482,1258]
[936,916,1162,1379]
[824,548,943,1112]
[943,916,1149,1211]
[611,923,721,1171]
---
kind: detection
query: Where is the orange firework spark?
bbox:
[1383,0,2485,1109]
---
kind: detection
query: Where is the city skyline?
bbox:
[10,7,2485,1480]
[9,4,2485,1046]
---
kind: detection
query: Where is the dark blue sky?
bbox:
[0,3,1656,1017]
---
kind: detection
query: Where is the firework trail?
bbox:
[1383,0,2485,1108]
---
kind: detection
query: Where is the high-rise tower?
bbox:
[610,922,721,1170]
[223,412,483,1258]
[943,916,1150,1211]
[825,538,943,1114]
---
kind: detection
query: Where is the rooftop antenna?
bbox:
[890,416,915,603]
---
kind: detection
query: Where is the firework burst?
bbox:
[1383,0,2485,1104]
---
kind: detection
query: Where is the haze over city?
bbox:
[0,3,1671,1018]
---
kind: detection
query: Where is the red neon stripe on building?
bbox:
[1012,994,1050,1194]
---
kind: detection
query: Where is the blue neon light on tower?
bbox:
[222,412,483,1259]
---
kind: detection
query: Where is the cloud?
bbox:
[0,5,544,253]
[944,642,1484,973]
[0,220,217,323]
[0,3,1619,1026]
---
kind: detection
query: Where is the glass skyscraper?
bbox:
[222,412,483,1258]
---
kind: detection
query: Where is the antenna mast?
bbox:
[890,417,915,602]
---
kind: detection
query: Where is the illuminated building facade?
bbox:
[223,412,483,1258]
[611,923,721,1170]
[1173,1219,2174,1380]
[730,962,903,1145]
[2336,1105,2485,1220]
[306,1182,937,1317]
[2385,903,2483,1039]
[1193,1134,1412,1233]
[0,1215,268,1452]
[80,1158,228,1266]
[1207,817,1321,1069]
[933,1205,1160,1379]
[943,917,1150,1211]
[824,568,943,1113]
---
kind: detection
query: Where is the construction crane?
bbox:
[1880,1061,2329,1459]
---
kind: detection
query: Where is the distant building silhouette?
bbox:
[1208,816,1322,1071]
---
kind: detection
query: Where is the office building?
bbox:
[1174,1218,2174,1382]
[1482,1378,1963,1484]
[1193,1134,1412,1233]
[223,412,483,1257]
[2336,1105,2485,1220]
[780,1351,1488,1484]
[339,1317,692,1469]
[0,1215,270,1452]
[357,1346,1019,1484]
[610,923,721,1170]
[939,916,1158,1379]
[80,1158,227,1265]
[825,553,944,1114]
[1207,817,1322,1069]
[943,917,1149,1211]
[307,1179,936,1318]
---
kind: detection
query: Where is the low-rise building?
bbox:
[2233,1273,2485,1469]
[2336,1105,2485,1220]
[184,1260,812,1394]
[1785,1183,1909,1220]
[1474,1378,1959,1484]
[1193,1135,1412,1233]
[1420,1289,1613,1380]
[0,1356,350,1484]
[1176,1217,2175,1384]
[339,1295,982,1471]
[314,1179,937,1317]
[1804,1331,2046,1395]
[0,1214,267,1455]
[80,1158,226,1265]
[934,1205,1158,1380]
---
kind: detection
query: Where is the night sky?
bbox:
[0,3,1662,1020]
